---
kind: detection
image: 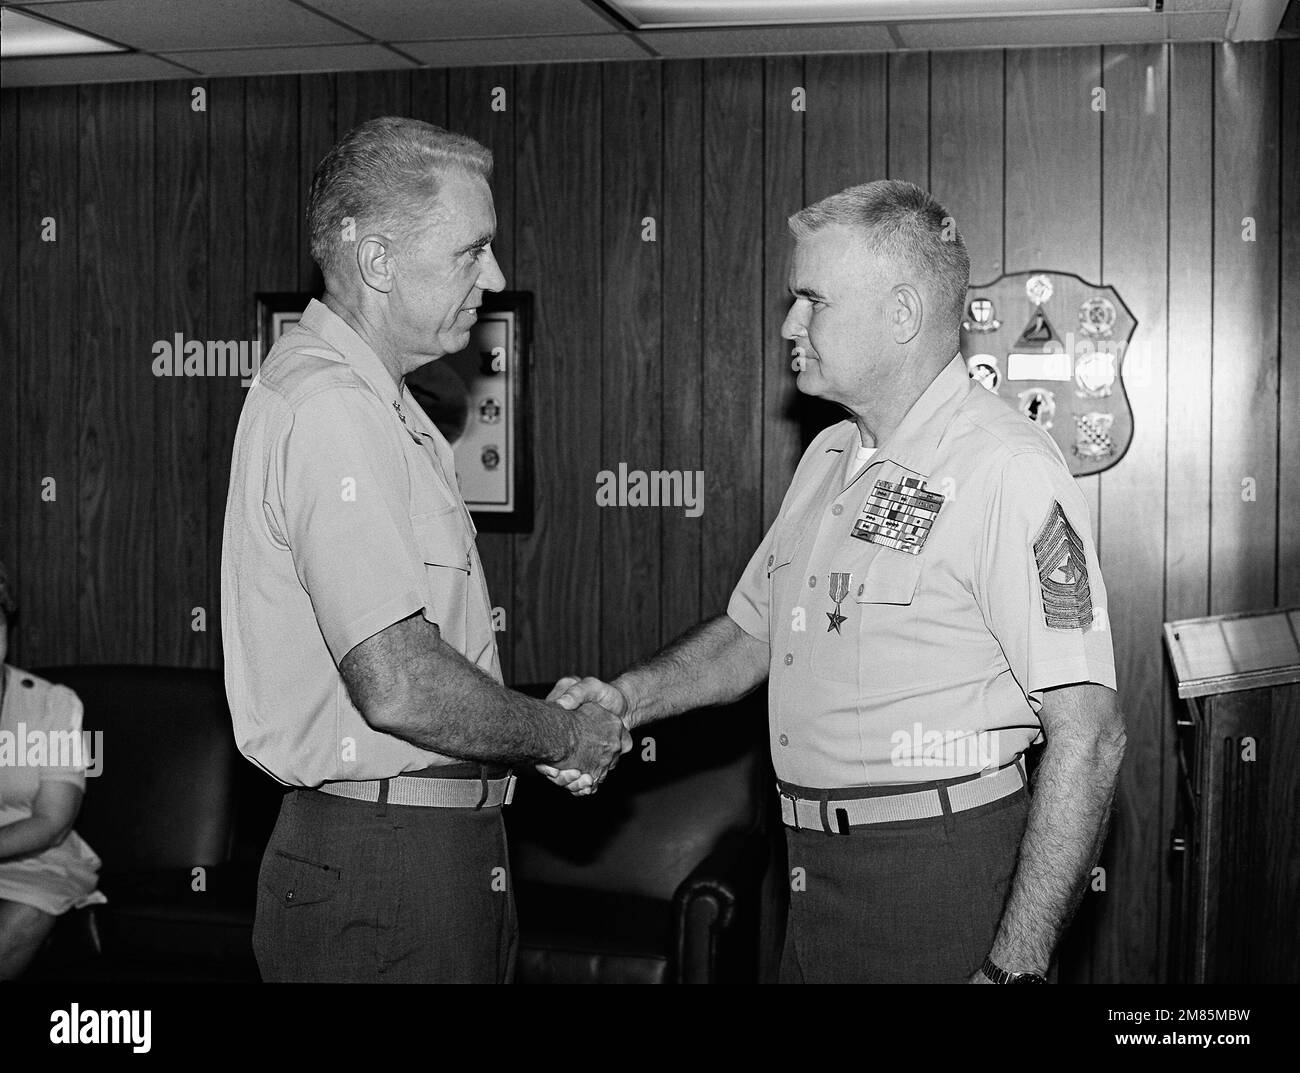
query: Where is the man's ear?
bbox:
[890,284,923,344]
[356,233,396,293]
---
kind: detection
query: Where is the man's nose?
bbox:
[781,306,804,341]
[478,246,507,292]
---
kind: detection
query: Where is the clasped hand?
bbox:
[535,676,632,796]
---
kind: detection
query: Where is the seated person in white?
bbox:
[0,562,106,980]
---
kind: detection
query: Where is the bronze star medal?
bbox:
[826,572,852,634]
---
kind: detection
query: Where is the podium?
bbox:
[1163,606,1300,983]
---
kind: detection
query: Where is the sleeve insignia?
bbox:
[1033,501,1093,630]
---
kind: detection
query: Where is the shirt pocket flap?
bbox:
[855,554,921,605]
[411,510,471,573]
[767,551,795,577]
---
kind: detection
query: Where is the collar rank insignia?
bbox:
[851,476,945,555]
[1033,501,1094,630]
[826,572,852,634]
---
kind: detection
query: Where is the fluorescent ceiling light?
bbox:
[605,0,1154,30]
[1,7,128,58]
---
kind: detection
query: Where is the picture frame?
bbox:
[253,289,533,532]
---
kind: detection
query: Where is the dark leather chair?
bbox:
[506,684,781,984]
[25,666,782,984]
[27,665,284,982]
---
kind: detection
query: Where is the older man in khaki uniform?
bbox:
[222,118,627,984]
[546,179,1125,984]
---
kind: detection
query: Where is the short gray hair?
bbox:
[788,180,970,330]
[308,117,493,284]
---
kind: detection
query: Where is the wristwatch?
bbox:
[980,955,1047,984]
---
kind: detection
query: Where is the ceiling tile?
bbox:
[642,22,894,58]
[1163,0,1233,11]
[17,0,366,51]
[0,51,194,87]
[895,12,1228,48]
[303,0,619,41]
[400,33,648,66]
[157,43,412,77]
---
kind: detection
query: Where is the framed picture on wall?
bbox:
[405,291,533,532]
[255,291,320,363]
[253,289,533,532]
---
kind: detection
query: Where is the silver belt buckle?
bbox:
[777,787,796,826]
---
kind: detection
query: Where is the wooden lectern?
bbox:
[1163,606,1300,983]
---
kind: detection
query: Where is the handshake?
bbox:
[536,676,634,796]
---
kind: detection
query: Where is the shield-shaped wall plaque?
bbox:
[959,271,1136,477]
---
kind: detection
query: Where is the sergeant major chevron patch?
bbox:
[1033,501,1093,630]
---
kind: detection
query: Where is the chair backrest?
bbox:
[32,666,244,875]
[505,685,769,901]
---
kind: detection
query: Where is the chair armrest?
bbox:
[672,825,768,983]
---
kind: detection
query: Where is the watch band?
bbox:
[980,955,1046,984]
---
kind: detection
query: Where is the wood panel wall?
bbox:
[2,42,1296,984]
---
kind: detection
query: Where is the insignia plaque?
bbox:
[1026,274,1054,306]
[958,271,1136,476]
[1018,387,1056,429]
[1074,350,1116,398]
[1078,295,1116,338]
[967,353,1001,393]
[1073,412,1115,461]
[963,297,1001,333]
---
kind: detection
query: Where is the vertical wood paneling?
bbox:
[154,80,209,667]
[930,51,1004,283]
[410,68,448,126]
[762,57,805,529]
[335,70,411,134]
[298,74,336,293]
[803,54,887,201]
[77,83,156,663]
[513,64,602,683]
[0,91,19,616]
[1004,45,1104,982]
[447,67,516,681]
[15,88,80,665]
[244,78,299,302]
[206,78,247,667]
[887,52,930,187]
[1098,43,1170,985]
[1277,42,1299,607]
[1211,44,1279,614]
[600,62,662,675]
[702,58,765,615]
[660,60,704,644]
[1166,45,1215,623]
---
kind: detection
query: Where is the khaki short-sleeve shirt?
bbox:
[728,354,1116,788]
[221,300,501,788]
